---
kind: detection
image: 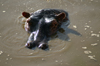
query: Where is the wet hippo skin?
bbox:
[22,9,69,50]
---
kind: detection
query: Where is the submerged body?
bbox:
[22,9,70,50]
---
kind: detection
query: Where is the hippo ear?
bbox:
[56,12,66,21]
[22,12,30,18]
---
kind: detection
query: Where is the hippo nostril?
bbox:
[25,42,36,49]
[25,43,30,48]
[27,43,30,47]
[38,43,48,50]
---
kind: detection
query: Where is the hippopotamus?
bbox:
[22,9,69,50]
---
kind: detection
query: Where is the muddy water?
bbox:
[0,0,100,66]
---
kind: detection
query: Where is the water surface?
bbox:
[0,0,100,66]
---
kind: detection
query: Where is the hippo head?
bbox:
[22,11,66,50]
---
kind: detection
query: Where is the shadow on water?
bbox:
[61,27,81,41]
[51,26,82,41]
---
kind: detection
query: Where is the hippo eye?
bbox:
[52,20,58,27]
[26,18,31,23]
[50,20,58,33]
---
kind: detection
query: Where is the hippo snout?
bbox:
[25,42,48,50]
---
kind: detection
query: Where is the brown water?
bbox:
[0,0,100,66]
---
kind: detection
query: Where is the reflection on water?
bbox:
[0,0,100,66]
